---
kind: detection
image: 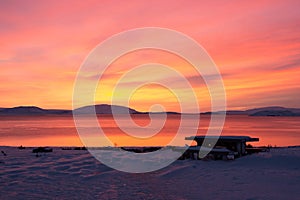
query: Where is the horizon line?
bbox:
[1,104,300,114]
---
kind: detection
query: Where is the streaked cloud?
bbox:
[0,0,299,111]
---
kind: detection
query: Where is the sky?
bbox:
[0,0,299,112]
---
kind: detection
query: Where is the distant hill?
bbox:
[0,106,71,115]
[73,104,140,114]
[246,106,300,116]
[225,110,247,115]
[204,106,300,116]
[74,104,182,115]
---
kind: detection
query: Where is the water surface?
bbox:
[0,115,299,147]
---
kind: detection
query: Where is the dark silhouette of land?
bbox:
[203,106,300,116]
[0,106,71,115]
[74,104,139,114]
[0,105,299,116]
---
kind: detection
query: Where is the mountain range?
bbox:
[203,106,300,116]
[0,105,299,116]
[0,106,71,115]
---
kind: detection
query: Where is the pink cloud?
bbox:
[0,0,299,110]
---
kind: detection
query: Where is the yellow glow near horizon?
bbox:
[0,1,299,111]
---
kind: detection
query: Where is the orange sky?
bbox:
[0,0,299,112]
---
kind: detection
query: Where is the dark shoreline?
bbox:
[2,145,300,149]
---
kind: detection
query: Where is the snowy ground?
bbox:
[0,146,299,200]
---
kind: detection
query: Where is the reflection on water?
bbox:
[0,115,299,147]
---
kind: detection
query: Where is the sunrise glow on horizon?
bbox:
[1,0,299,112]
